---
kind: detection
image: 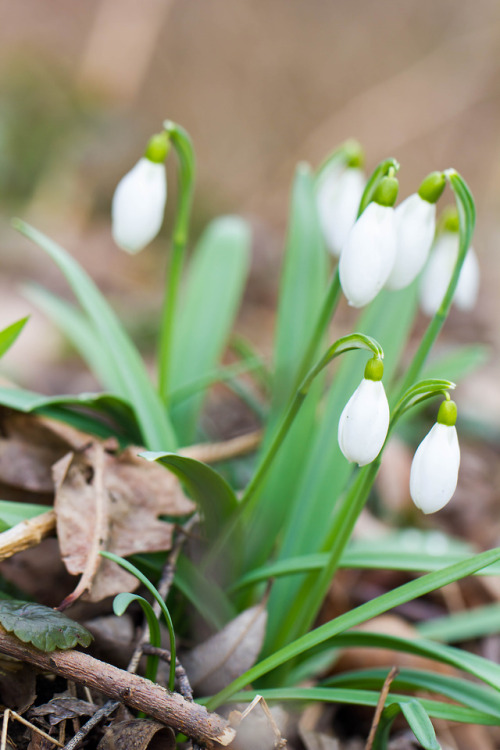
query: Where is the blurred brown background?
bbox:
[1,0,500,422]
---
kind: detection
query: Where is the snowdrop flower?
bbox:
[385,171,445,290]
[339,173,398,307]
[410,399,460,514]
[338,357,390,466]
[317,159,365,257]
[419,226,480,316]
[112,132,169,253]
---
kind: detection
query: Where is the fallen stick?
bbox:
[0,632,235,747]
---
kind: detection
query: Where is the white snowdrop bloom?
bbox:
[338,358,390,467]
[385,194,437,290]
[112,157,167,254]
[410,400,460,514]
[317,166,365,257]
[419,232,479,316]
[339,201,397,307]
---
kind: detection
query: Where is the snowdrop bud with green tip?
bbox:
[419,208,480,316]
[410,398,460,514]
[112,132,170,254]
[338,357,390,466]
[317,150,365,257]
[386,171,445,291]
[339,173,398,307]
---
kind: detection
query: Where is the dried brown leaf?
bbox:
[97,719,175,750]
[0,660,36,713]
[30,694,97,726]
[0,409,90,493]
[54,443,195,603]
[183,601,267,694]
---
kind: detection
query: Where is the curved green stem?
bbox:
[397,170,476,397]
[158,121,196,403]
[100,551,177,692]
[205,334,383,570]
[357,157,400,217]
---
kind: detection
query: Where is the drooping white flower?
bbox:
[338,358,390,467]
[419,231,479,316]
[385,194,437,290]
[410,400,460,514]
[112,132,169,254]
[386,172,445,291]
[339,200,397,307]
[317,166,365,257]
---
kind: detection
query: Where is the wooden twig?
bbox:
[2,709,64,748]
[365,666,399,750]
[0,510,56,562]
[62,701,119,750]
[0,632,235,747]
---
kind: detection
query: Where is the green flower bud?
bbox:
[439,206,459,233]
[364,357,384,382]
[344,139,365,169]
[373,175,399,207]
[418,171,446,204]
[437,399,457,427]
[145,132,170,164]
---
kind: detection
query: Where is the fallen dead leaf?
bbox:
[0,409,91,494]
[53,442,195,603]
[30,693,97,726]
[97,719,175,750]
[182,601,268,694]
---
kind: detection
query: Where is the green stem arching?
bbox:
[396,170,475,397]
[293,157,400,393]
[158,122,196,403]
[100,551,177,692]
[265,377,455,659]
[204,334,383,572]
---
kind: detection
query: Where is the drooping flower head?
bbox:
[419,207,480,316]
[385,171,446,291]
[317,147,365,257]
[339,172,398,308]
[112,131,170,254]
[338,356,390,467]
[410,398,460,514]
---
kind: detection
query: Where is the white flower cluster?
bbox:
[319,168,479,313]
[339,362,460,514]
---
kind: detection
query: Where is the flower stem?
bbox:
[158,121,196,403]
[396,170,475,396]
[205,334,383,572]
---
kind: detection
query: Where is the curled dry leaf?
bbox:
[30,693,97,726]
[0,409,89,494]
[53,443,195,603]
[97,719,175,750]
[182,601,268,694]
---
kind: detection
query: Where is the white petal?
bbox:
[454,246,480,310]
[338,378,390,466]
[385,194,436,290]
[339,202,397,307]
[112,158,167,253]
[410,423,460,514]
[418,232,457,316]
[317,167,365,257]
[419,233,479,316]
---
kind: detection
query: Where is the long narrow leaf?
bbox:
[23,284,122,393]
[13,220,176,450]
[141,451,238,537]
[206,545,500,709]
[205,687,498,726]
[0,317,29,359]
